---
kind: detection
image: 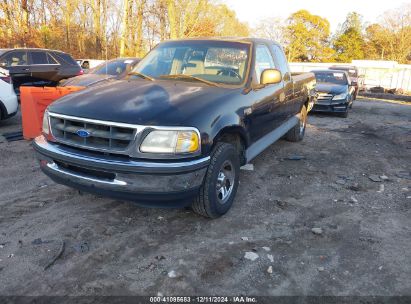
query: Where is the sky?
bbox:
[222,0,410,33]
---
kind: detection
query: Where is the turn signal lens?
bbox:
[175,131,199,153]
[42,110,50,135]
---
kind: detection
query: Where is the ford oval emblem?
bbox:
[76,129,91,138]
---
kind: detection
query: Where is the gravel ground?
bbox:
[0,98,410,296]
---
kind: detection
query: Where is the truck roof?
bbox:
[164,37,283,47]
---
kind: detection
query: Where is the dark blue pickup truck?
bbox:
[33,38,316,218]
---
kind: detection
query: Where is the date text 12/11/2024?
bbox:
[149,296,257,303]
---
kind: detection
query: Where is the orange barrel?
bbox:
[20,86,85,140]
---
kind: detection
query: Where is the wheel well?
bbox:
[305,97,309,108]
[0,100,6,120]
[304,96,312,112]
[213,130,247,165]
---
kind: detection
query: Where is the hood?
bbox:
[61,74,116,87]
[315,83,347,95]
[49,79,233,126]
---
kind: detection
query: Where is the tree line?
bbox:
[255,5,411,64]
[1,1,410,64]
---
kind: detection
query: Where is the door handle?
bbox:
[22,68,30,71]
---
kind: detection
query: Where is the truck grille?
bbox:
[317,93,333,101]
[49,114,137,154]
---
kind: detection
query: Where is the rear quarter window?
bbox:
[52,52,78,66]
[271,44,289,75]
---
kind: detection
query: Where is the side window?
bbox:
[47,53,58,64]
[31,52,48,64]
[255,45,275,83]
[271,45,289,76]
[52,52,78,66]
[0,51,28,66]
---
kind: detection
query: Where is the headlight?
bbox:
[332,93,348,100]
[140,129,200,154]
[42,110,50,135]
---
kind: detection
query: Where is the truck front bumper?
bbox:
[33,136,209,207]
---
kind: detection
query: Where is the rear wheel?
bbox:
[285,104,307,142]
[191,142,240,218]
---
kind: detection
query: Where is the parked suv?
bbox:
[34,38,316,218]
[0,48,82,97]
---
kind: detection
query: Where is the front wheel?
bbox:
[191,142,240,218]
[339,110,349,118]
[285,104,307,142]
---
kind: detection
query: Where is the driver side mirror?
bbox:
[261,69,282,85]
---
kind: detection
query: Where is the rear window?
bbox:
[52,52,78,66]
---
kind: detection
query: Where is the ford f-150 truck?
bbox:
[33,38,316,218]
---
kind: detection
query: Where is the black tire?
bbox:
[191,142,240,218]
[339,110,349,118]
[285,104,307,142]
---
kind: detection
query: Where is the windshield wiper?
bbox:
[159,74,218,86]
[128,71,154,81]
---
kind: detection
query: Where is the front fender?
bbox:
[204,112,249,155]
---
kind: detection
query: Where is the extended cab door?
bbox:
[28,51,60,83]
[270,44,297,119]
[247,44,286,142]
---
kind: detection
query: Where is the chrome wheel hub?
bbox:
[216,160,235,204]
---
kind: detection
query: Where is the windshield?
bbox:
[92,60,134,76]
[132,40,250,85]
[315,72,348,85]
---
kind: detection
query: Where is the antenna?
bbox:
[105,0,108,75]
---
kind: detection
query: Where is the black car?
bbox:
[329,65,359,99]
[60,58,140,87]
[312,70,355,118]
[0,48,82,96]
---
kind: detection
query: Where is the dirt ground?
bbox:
[0,98,410,296]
